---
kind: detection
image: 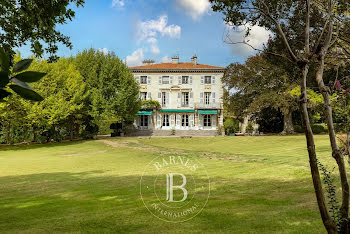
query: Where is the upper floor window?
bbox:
[204,92,211,105]
[140,76,148,84]
[182,92,189,107]
[140,92,147,101]
[162,92,167,106]
[162,76,170,84]
[182,76,189,84]
[204,76,211,84]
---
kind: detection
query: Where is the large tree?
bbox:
[211,0,350,232]
[223,55,299,134]
[73,49,141,124]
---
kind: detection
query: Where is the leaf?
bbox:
[0,71,9,88]
[0,89,12,100]
[14,71,46,83]
[13,59,33,73]
[11,78,32,89]
[9,84,44,101]
[0,47,9,72]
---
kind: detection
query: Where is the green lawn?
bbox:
[0,135,338,233]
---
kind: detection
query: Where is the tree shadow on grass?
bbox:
[0,140,93,152]
[0,171,325,233]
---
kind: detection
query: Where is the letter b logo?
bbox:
[166,173,187,202]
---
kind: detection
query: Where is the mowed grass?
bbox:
[0,135,338,233]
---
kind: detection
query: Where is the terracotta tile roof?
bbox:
[129,62,225,70]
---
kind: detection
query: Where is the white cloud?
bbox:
[137,15,181,42]
[147,37,157,44]
[98,48,109,55]
[150,45,160,54]
[175,0,211,20]
[112,0,125,8]
[161,56,172,63]
[225,23,272,57]
[126,48,144,67]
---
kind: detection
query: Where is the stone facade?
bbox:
[129,56,225,136]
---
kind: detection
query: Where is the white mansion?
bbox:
[129,56,225,136]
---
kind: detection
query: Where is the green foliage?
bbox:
[256,107,284,133]
[0,0,84,62]
[311,124,328,134]
[0,48,45,102]
[73,49,141,123]
[317,160,342,232]
[245,121,254,133]
[141,99,161,110]
[224,118,239,135]
[293,125,304,133]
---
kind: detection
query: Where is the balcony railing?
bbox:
[195,102,222,109]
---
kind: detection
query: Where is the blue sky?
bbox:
[19,0,271,67]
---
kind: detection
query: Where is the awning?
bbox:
[198,110,218,114]
[159,109,195,113]
[137,110,152,115]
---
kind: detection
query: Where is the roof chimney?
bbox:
[143,59,155,65]
[191,55,197,65]
[172,56,179,64]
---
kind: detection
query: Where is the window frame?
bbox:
[140,76,148,84]
[182,92,189,107]
[140,92,147,101]
[204,76,211,84]
[162,76,170,84]
[204,92,211,105]
[162,114,170,127]
[182,114,189,127]
[203,114,211,127]
[182,76,189,84]
[140,115,148,127]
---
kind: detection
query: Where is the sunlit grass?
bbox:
[0,135,336,233]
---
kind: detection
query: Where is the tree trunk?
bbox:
[70,118,74,141]
[282,108,295,134]
[299,64,338,233]
[315,54,350,232]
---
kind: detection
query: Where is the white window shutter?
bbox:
[212,76,216,84]
[198,114,202,128]
[170,114,175,127]
[212,92,216,107]
[147,76,151,85]
[212,115,217,127]
[176,114,181,127]
[136,76,140,83]
[190,114,194,127]
[189,92,194,108]
[178,76,182,85]
[200,76,204,85]
[200,92,204,104]
[170,76,173,84]
[147,92,152,100]
[166,92,169,106]
[177,92,181,108]
[148,115,152,129]
[159,76,162,84]
[157,114,161,128]
[158,92,162,103]
[189,76,193,84]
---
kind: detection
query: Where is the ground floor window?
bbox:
[203,115,211,127]
[140,115,148,127]
[182,114,189,127]
[162,114,170,126]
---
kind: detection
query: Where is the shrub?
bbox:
[294,125,304,133]
[312,124,327,134]
[141,100,161,110]
[224,118,239,134]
